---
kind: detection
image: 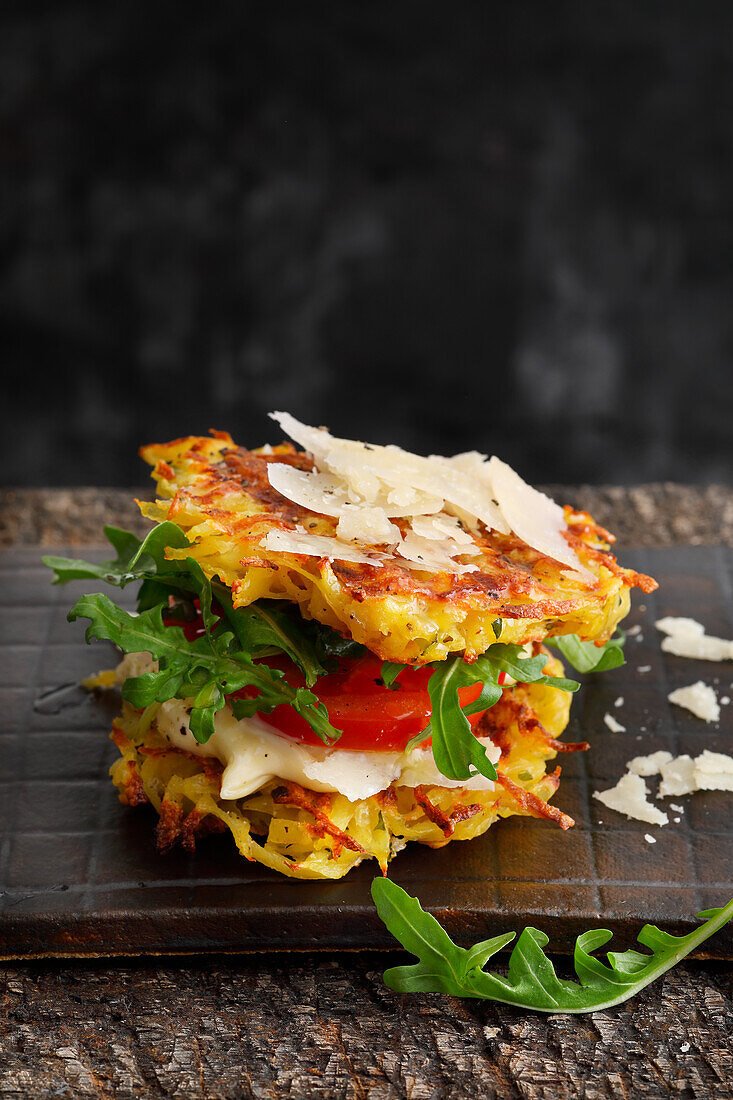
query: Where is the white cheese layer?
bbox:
[117,655,500,803]
[155,699,500,802]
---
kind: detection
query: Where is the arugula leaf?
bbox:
[292,613,368,665]
[475,644,579,692]
[372,878,733,1012]
[45,525,330,687]
[545,630,625,673]
[425,659,502,782]
[380,662,405,690]
[215,595,325,688]
[68,592,341,745]
[414,645,580,781]
[43,522,191,589]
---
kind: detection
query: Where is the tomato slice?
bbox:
[242,655,499,752]
[162,606,505,752]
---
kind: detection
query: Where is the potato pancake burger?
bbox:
[45,414,656,879]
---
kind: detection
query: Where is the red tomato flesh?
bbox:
[162,605,505,752]
[236,655,505,752]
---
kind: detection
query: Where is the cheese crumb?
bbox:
[614,696,624,707]
[637,665,652,673]
[595,747,733,820]
[693,749,733,792]
[656,616,705,637]
[593,773,669,826]
[628,750,673,777]
[656,616,733,662]
[658,755,697,798]
[668,681,720,723]
[603,712,626,733]
[644,833,657,844]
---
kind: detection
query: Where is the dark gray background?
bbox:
[2,1,732,488]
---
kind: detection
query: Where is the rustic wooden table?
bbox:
[1,485,732,1100]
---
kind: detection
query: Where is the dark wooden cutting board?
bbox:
[0,545,731,958]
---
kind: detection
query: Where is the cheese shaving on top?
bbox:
[394,531,480,575]
[336,508,400,545]
[271,412,509,532]
[409,513,478,545]
[266,462,442,520]
[261,527,386,566]
[266,411,591,578]
[487,456,593,582]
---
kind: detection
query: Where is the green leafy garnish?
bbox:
[293,614,368,666]
[44,524,328,687]
[43,523,186,588]
[478,644,579,693]
[546,630,625,673]
[400,647,579,781]
[45,526,339,742]
[68,593,338,744]
[422,658,503,781]
[219,598,325,688]
[380,661,405,690]
[372,878,733,1013]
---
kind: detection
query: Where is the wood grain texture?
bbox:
[1,485,732,1099]
[0,959,731,1099]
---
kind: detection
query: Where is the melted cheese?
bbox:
[154,697,500,802]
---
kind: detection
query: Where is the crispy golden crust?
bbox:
[110,666,576,880]
[137,432,656,664]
